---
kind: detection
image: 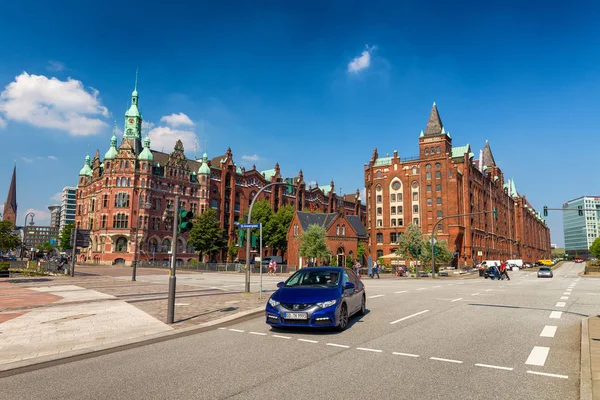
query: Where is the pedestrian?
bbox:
[493,262,501,280]
[268,260,274,276]
[273,260,277,275]
[355,261,361,277]
[501,262,511,281]
[372,261,380,279]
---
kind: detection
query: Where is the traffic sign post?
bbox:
[238,223,260,229]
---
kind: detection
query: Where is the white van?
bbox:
[507,259,523,270]
[481,260,502,268]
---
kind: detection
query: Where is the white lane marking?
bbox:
[229,329,244,333]
[451,298,463,302]
[430,357,463,364]
[471,293,480,296]
[326,343,350,348]
[356,347,383,353]
[540,326,557,338]
[485,289,492,292]
[526,370,568,379]
[475,363,513,371]
[525,346,550,366]
[433,285,442,288]
[273,335,291,339]
[549,311,562,319]
[555,302,566,307]
[560,296,569,300]
[390,309,430,325]
[249,332,267,336]
[416,288,426,291]
[393,352,419,358]
[565,289,572,292]
[298,338,318,343]
[457,282,465,285]
[563,292,571,295]
[368,295,385,299]
[394,291,408,294]
[218,327,226,330]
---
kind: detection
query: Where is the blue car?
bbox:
[265,267,366,331]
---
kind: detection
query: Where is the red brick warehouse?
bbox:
[75,76,366,265]
[364,103,551,267]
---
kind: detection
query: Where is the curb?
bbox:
[0,306,265,377]
[581,318,592,400]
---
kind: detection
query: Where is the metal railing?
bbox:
[136,260,296,274]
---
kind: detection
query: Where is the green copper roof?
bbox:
[79,154,92,176]
[419,130,424,138]
[373,157,392,167]
[198,161,210,174]
[138,137,153,161]
[125,103,140,118]
[451,144,470,159]
[236,165,243,175]
[104,135,118,160]
[321,185,333,195]
[261,168,276,180]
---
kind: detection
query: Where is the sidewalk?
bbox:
[583,316,600,399]
[0,265,268,374]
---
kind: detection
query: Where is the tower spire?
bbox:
[134,67,139,92]
[3,165,17,225]
[424,102,443,136]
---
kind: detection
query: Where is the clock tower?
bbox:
[123,69,143,154]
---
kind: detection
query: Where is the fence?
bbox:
[136,260,296,274]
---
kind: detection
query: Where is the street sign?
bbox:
[72,229,91,247]
[477,251,483,256]
[238,223,261,229]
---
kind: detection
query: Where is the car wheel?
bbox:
[337,304,348,331]
[359,295,366,315]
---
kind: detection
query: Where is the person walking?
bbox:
[268,260,274,276]
[493,262,501,280]
[501,261,511,281]
[355,261,361,277]
[273,260,277,275]
[372,261,380,279]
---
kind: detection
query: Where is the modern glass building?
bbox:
[59,186,77,234]
[563,196,600,256]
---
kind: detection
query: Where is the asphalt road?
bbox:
[2,262,595,400]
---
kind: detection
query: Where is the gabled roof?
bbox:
[261,168,276,181]
[346,215,367,238]
[424,102,444,136]
[451,144,471,159]
[482,140,496,168]
[296,211,337,232]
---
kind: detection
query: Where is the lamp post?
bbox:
[132,190,152,281]
[21,212,35,260]
[245,181,295,293]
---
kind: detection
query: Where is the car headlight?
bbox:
[268,298,280,307]
[316,299,337,308]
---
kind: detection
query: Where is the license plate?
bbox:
[284,312,308,320]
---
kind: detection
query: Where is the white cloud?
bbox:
[141,121,154,133]
[148,125,196,154]
[360,187,366,201]
[160,112,195,127]
[50,192,62,202]
[241,154,260,162]
[22,157,33,163]
[0,116,6,128]
[348,45,376,73]
[47,155,58,161]
[0,72,109,135]
[22,208,51,225]
[0,204,3,214]
[306,180,317,187]
[46,61,66,72]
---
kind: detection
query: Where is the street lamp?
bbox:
[21,212,35,260]
[132,190,152,281]
[244,181,295,293]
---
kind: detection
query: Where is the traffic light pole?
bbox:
[167,196,179,324]
[543,206,597,217]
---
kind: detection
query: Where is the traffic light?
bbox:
[493,207,498,219]
[578,206,583,216]
[433,247,439,255]
[179,209,194,233]
[543,206,548,217]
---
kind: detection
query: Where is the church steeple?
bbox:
[3,165,17,226]
[424,102,444,136]
[123,69,143,154]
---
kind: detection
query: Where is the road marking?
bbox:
[394,291,408,294]
[218,327,226,330]
[393,352,419,358]
[433,285,442,288]
[563,292,571,295]
[540,326,557,338]
[356,347,382,353]
[475,363,513,371]
[229,329,244,333]
[451,298,463,302]
[565,289,572,292]
[272,335,291,339]
[298,338,318,343]
[326,343,350,348]
[549,311,562,319]
[525,346,550,366]
[430,357,463,364]
[526,370,568,379]
[555,302,566,307]
[471,293,480,296]
[457,282,465,285]
[249,332,267,336]
[560,296,569,300]
[390,309,430,325]
[368,295,385,299]
[485,289,492,292]
[416,288,426,291]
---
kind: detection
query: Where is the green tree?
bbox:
[0,220,21,252]
[243,199,274,247]
[59,223,75,251]
[39,241,56,252]
[357,242,366,263]
[298,224,331,261]
[266,204,294,256]
[420,237,454,272]
[590,237,600,259]
[396,223,424,260]
[187,208,226,261]
[227,243,238,262]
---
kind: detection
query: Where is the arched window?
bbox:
[424,148,429,154]
[336,225,340,235]
[162,238,171,253]
[120,161,124,168]
[125,161,129,168]
[376,171,381,179]
[116,178,121,187]
[127,178,131,187]
[106,162,110,169]
[412,167,417,175]
[105,178,109,186]
[426,164,431,169]
[116,237,128,252]
[121,177,126,187]
[435,162,441,169]
[342,225,345,236]
[141,178,145,188]
[376,250,384,258]
[149,238,159,253]
[376,233,383,243]
[436,146,441,153]
[435,171,441,179]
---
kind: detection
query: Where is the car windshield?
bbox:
[539,267,551,271]
[285,270,340,288]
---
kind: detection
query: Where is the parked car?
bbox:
[265,267,365,331]
[537,267,553,278]
[574,258,584,263]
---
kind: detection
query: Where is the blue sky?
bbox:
[1,0,599,246]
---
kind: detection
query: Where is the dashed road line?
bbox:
[560,296,569,300]
[229,329,244,333]
[249,332,267,336]
[471,293,480,296]
[326,343,350,348]
[356,347,383,353]
[526,370,568,379]
[451,298,463,302]
[475,363,513,371]
[485,289,492,292]
[273,335,291,339]
[555,302,566,308]
[540,326,557,338]
[218,327,226,330]
[433,285,442,288]
[368,295,385,299]
[298,338,318,343]
[430,357,463,364]
[394,291,408,294]
[393,352,419,358]
[549,311,562,319]
[563,292,571,295]
[525,346,550,366]
[390,309,430,325]
[416,288,426,291]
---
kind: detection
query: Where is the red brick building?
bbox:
[75,80,366,264]
[286,211,369,268]
[364,103,551,267]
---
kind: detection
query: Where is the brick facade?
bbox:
[364,104,551,267]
